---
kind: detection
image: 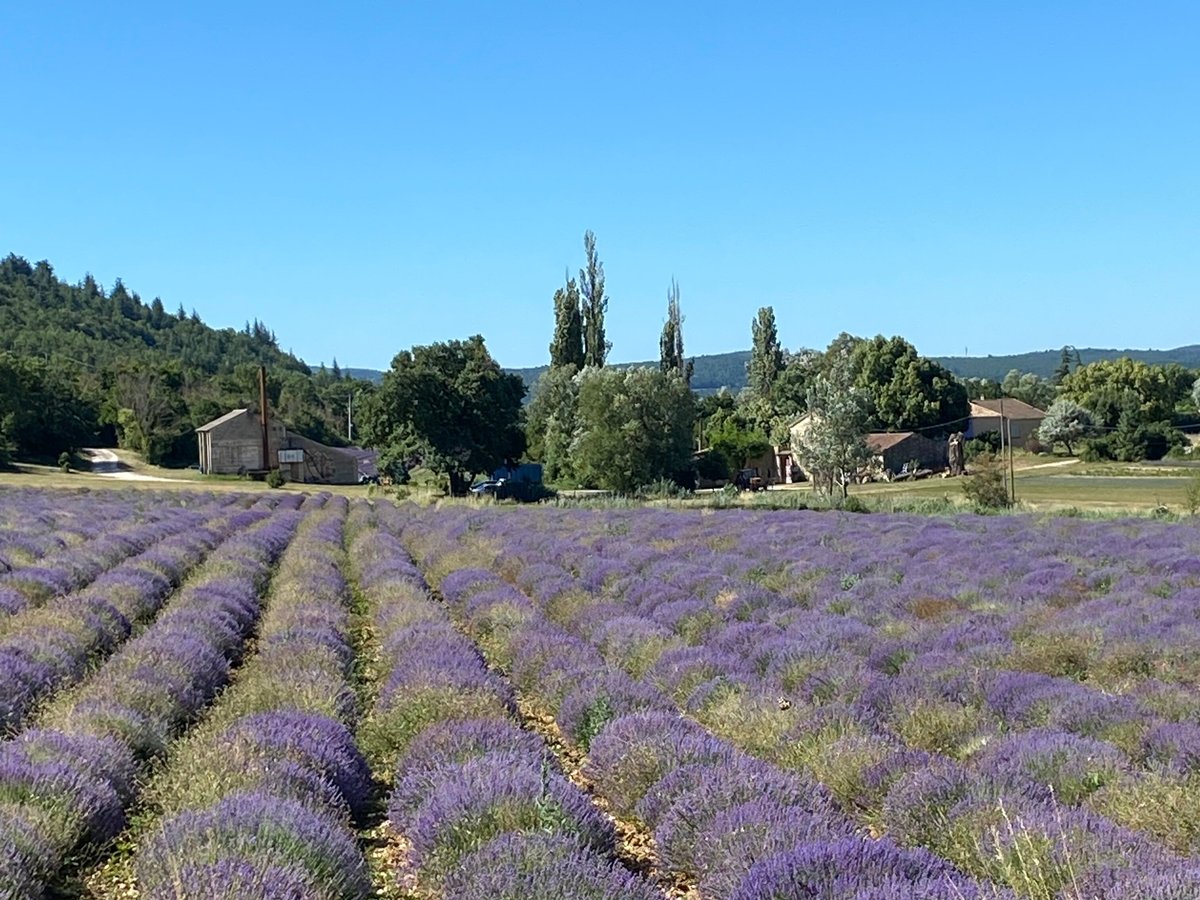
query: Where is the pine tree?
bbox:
[1053,345,1074,385]
[549,274,584,369]
[580,230,610,367]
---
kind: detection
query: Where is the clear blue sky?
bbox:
[3,2,1196,370]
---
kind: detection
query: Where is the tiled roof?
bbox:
[867,432,916,452]
[195,408,250,432]
[970,398,1046,418]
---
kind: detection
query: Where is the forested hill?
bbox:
[934,346,1200,382]
[495,345,1200,395]
[0,254,365,465]
[0,255,310,376]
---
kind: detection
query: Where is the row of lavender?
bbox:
[0,487,152,570]
[357,501,662,898]
[0,494,305,897]
[401,514,1002,899]
[126,495,375,898]
[0,490,247,617]
[403,506,1200,899]
[0,494,276,734]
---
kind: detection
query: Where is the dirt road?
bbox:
[81,449,187,483]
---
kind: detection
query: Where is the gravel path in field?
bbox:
[82,448,187,482]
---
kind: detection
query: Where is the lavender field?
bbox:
[3,488,1200,899]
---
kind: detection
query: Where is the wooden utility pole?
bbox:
[258,366,272,471]
[1007,414,1016,505]
[998,396,1008,503]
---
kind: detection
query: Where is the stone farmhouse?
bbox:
[966,398,1046,448]
[196,408,364,484]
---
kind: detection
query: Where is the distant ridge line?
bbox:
[350,345,1200,393]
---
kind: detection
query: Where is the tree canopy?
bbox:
[794,348,871,498]
[572,367,694,493]
[1060,357,1192,428]
[847,335,969,435]
[524,364,582,485]
[359,336,525,494]
[1037,398,1094,455]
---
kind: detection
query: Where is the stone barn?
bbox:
[196,408,359,484]
[867,431,947,475]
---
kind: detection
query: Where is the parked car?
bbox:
[734,469,767,492]
[469,479,504,497]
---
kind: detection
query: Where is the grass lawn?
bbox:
[2,451,1198,515]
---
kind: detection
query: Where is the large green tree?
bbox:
[999,369,1056,411]
[573,367,694,493]
[360,336,525,494]
[794,348,872,499]
[704,409,771,478]
[580,231,610,368]
[847,335,968,434]
[1061,358,1191,428]
[109,361,189,464]
[1037,398,1095,455]
[524,364,582,485]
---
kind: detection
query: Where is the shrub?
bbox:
[637,477,691,500]
[1184,471,1200,516]
[964,432,1001,459]
[962,453,1009,509]
[264,468,285,489]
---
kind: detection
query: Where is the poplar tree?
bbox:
[748,306,784,403]
[548,274,584,369]
[580,230,610,367]
[659,278,691,382]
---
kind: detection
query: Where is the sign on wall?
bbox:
[278,449,304,464]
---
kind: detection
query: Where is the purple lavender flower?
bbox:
[444,832,662,899]
[727,837,991,900]
[147,855,321,900]
[972,728,1129,804]
[218,711,373,819]
[0,808,56,898]
[137,791,370,900]
[394,752,614,880]
[0,743,125,846]
[694,800,860,898]
[644,758,844,880]
[12,728,138,804]
[1144,722,1200,773]
[584,711,737,817]
[557,671,671,749]
[1074,860,1200,899]
[395,717,551,786]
